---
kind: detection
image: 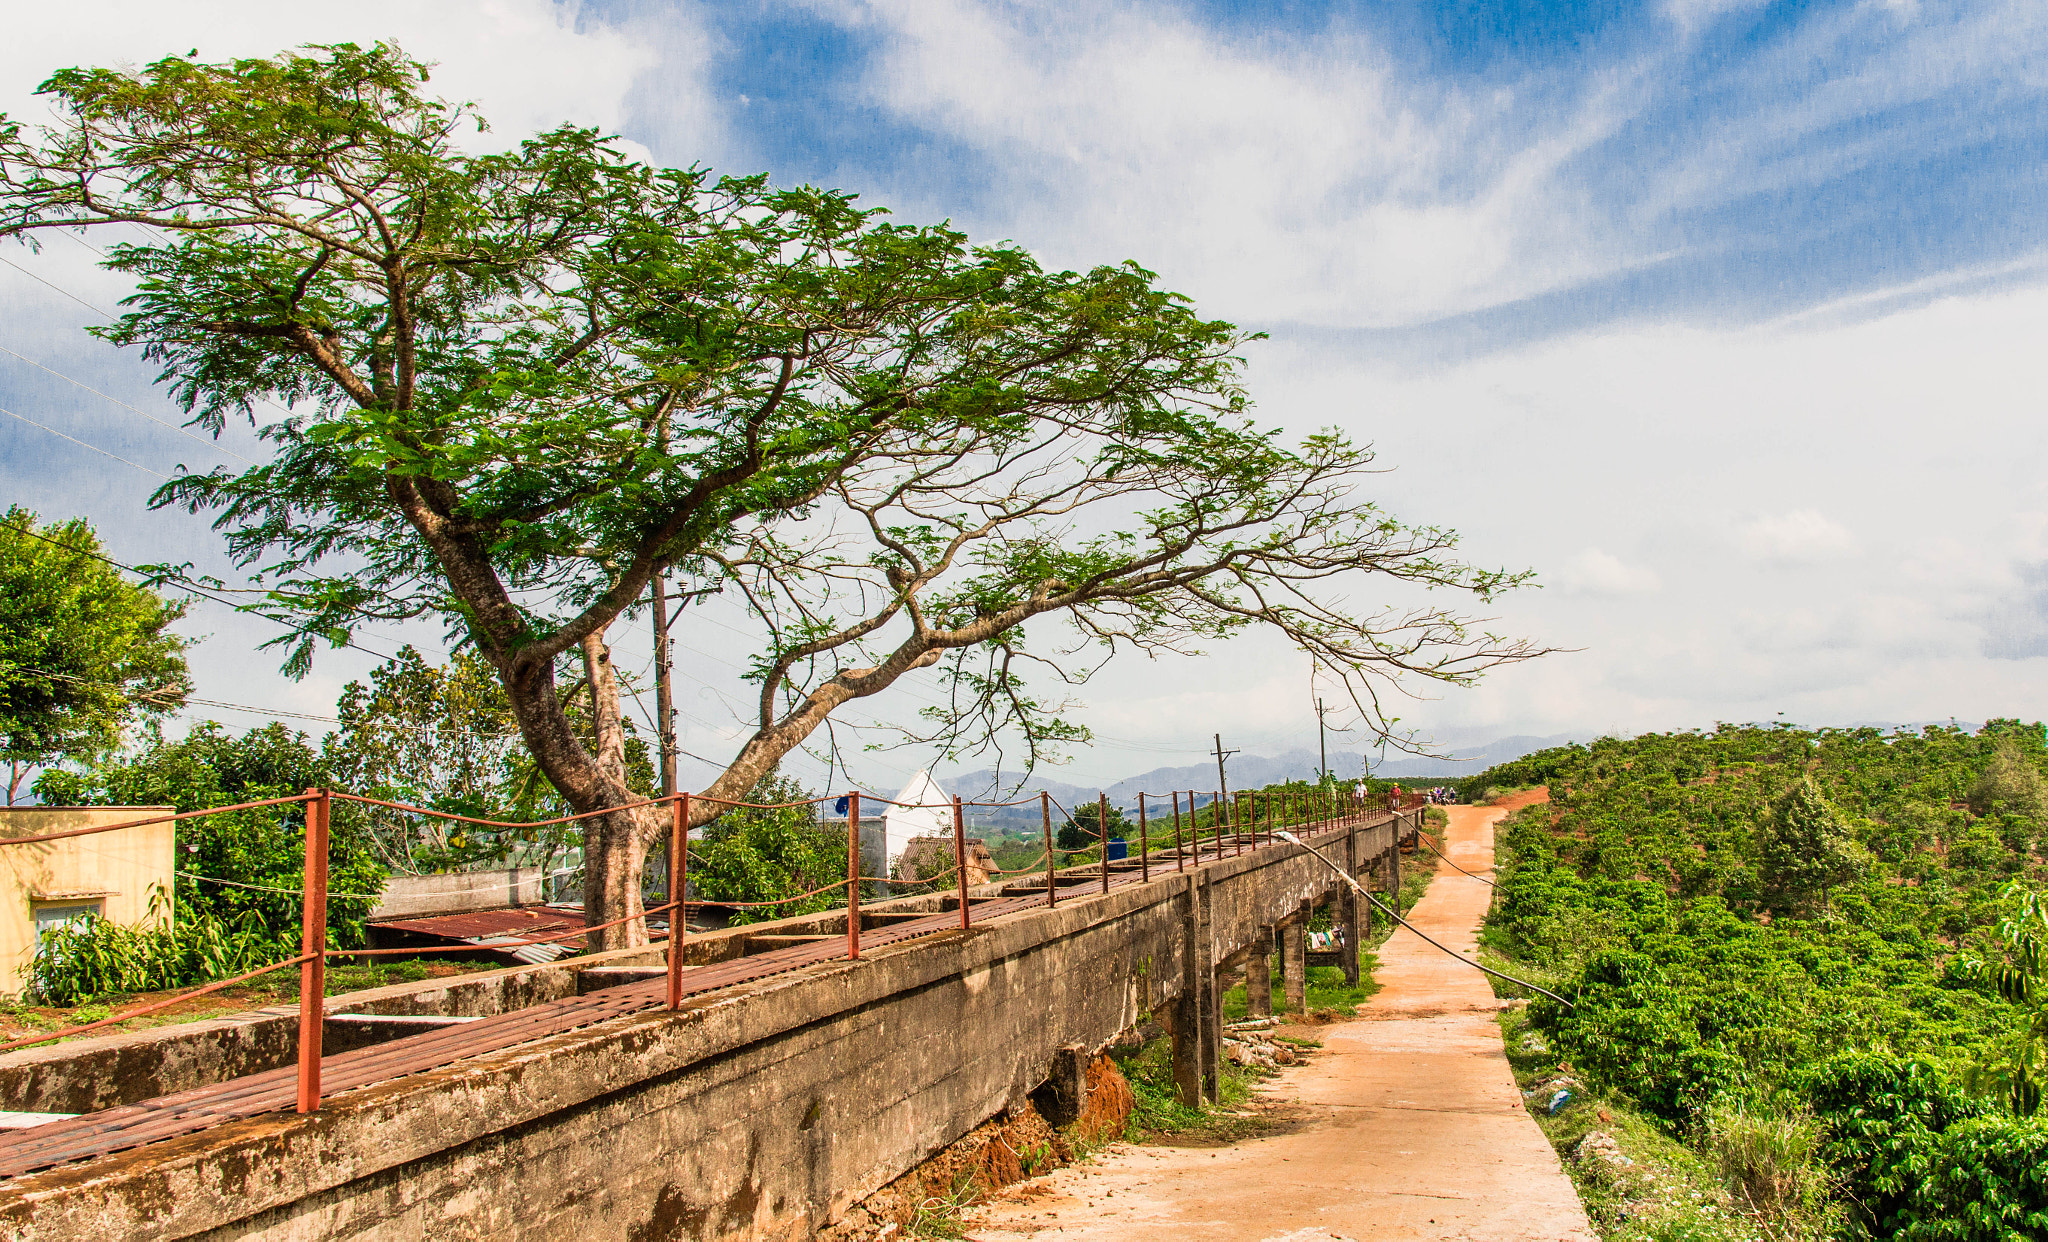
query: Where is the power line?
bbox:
[0,252,108,318]
[0,341,260,466]
[1,403,168,479]
[0,518,399,664]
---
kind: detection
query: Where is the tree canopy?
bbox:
[0,507,191,802]
[325,644,651,876]
[37,720,386,944]
[1758,774,1867,914]
[0,43,1538,942]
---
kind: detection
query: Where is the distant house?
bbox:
[893,836,997,887]
[0,806,174,996]
[882,770,953,867]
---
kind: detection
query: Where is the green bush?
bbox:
[1898,1114,2048,1241]
[1475,720,2048,1238]
[26,887,295,1006]
[36,721,387,946]
[688,771,849,923]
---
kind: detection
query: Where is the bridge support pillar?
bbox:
[1339,833,1361,986]
[1281,908,1307,1013]
[1172,873,1217,1106]
[1201,878,1222,1102]
[1246,926,1274,1017]
[1043,1044,1090,1127]
[1390,822,1403,918]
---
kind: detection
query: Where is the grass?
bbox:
[1222,963,1381,1021]
[1497,993,1838,1242]
[1113,1031,1270,1144]
[0,957,492,1047]
[906,1173,979,1239]
[1498,1003,1746,1241]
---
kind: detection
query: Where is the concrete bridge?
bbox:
[0,805,1424,1240]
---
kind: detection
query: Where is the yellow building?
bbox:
[0,807,174,997]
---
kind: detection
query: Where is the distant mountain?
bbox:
[934,731,1584,829]
[1368,733,1584,777]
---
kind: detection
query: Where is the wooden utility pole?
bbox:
[1212,733,1238,833]
[1315,697,1329,783]
[651,568,677,797]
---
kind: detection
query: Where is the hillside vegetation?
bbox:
[1476,721,2048,1241]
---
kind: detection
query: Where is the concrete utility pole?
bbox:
[1212,733,1239,827]
[651,568,677,797]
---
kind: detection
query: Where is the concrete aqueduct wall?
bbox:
[0,811,1418,1241]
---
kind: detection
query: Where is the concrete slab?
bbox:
[965,802,1594,1242]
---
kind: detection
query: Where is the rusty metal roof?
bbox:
[370,905,587,940]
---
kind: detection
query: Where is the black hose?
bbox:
[1415,830,1495,887]
[1273,829,1574,1010]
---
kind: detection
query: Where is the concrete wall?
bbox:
[0,807,174,997]
[0,812,1419,1241]
[366,868,543,921]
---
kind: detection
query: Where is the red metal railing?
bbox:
[0,779,1422,1120]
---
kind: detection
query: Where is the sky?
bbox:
[3,0,2047,793]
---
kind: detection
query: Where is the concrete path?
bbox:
[964,801,1594,1242]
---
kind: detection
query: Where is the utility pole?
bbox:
[651,567,677,797]
[1213,733,1239,827]
[1315,697,1329,783]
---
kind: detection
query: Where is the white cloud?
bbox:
[1739,510,1856,565]
[801,0,1637,328]
[0,2,664,153]
[1556,548,1661,597]
[1191,278,2048,751]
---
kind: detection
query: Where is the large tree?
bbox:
[0,45,1539,945]
[0,507,191,802]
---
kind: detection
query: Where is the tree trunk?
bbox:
[578,629,654,950]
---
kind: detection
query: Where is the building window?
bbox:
[33,901,103,942]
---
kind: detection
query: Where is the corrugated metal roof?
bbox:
[370,905,587,941]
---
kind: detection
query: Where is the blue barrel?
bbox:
[1106,838,1129,860]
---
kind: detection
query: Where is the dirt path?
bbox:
[965,799,1593,1242]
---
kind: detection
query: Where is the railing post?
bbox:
[668,793,688,1009]
[1098,794,1111,894]
[1138,793,1150,883]
[835,795,860,959]
[296,787,330,1114]
[953,795,971,930]
[847,792,862,958]
[1042,792,1056,908]
[1172,792,1185,872]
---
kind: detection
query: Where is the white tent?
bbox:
[883,770,953,866]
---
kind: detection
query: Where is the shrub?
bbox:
[1897,1114,2048,1241]
[26,887,294,1006]
[1803,1052,1974,1235]
[1701,1101,1834,1235]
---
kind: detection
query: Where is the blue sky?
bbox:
[4,0,2047,789]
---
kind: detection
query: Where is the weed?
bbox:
[905,1172,976,1239]
[1113,1034,1265,1142]
[1700,1102,1838,1240]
